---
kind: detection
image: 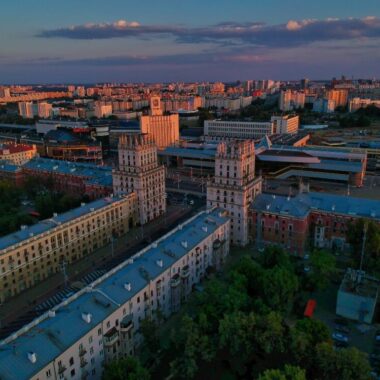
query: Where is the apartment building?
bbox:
[18,101,35,118]
[279,90,305,111]
[250,191,380,256]
[326,89,348,108]
[207,140,262,246]
[0,208,230,380]
[204,119,273,141]
[0,142,37,165]
[0,194,137,302]
[349,97,380,112]
[270,115,299,134]
[113,134,166,225]
[140,96,179,149]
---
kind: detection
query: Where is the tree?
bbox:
[260,266,299,312]
[314,342,371,380]
[140,317,160,360]
[258,365,306,380]
[290,318,331,365]
[307,250,336,290]
[347,219,380,275]
[102,357,150,380]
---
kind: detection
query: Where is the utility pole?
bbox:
[359,222,367,274]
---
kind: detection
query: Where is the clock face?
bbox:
[153,99,159,107]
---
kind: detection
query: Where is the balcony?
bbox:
[180,265,190,278]
[104,327,119,346]
[79,347,87,357]
[58,364,67,374]
[170,274,181,287]
[120,315,133,332]
[80,358,88,368]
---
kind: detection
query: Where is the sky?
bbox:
[0,0,380,83]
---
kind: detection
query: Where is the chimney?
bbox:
[81,312,92,324]
[28,352,37,364]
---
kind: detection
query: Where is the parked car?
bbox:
[334,323,350,334]
[332,332,349,343]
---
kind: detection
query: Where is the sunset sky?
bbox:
[1,0,380,83]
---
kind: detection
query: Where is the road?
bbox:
[0,201,205,340]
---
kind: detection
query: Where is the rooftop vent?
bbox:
[53,212,58,217]
[331,204,335,211]
[156,259,163,268]
[124,282,132,291]
[181,241,188,249]
[81,202,86,207]
[82,312,92,324]
[266,204,270,210]
[48,310,56,318]
[29,232,34,237]
[20,225,27,230]
[90,207,94,212]
[28,352,37,364]
[202,226,208,232]
[371,211,376,218]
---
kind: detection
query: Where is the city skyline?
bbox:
[1,0,380,83]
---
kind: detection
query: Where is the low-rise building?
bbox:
[204,119,273,141]
[0,208,230,380]
[0,142,37,165]
[0,194,137,303]
[250,191,380,256]
[336,269,379,324]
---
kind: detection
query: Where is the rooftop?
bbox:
[251,191,380,220]
[0,196,124,252]
[0,208,229,380]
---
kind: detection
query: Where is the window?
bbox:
[69,357,74,366]
[46,369,51,378]
[71,369,75,377]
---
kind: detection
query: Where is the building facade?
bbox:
[139,96,179,149]
[0,195,137,303]
[250,191,380,256]
[279,90,305,111]
[113,134,166,225]
[18,101,34,118]
[207,140,262,246]
[204,119,273,141]
[270,115,299,134]
[0,208,230,380]
[0,142,37,165]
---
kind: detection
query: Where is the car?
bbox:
[332,332,349,343]
[303,265,311,273]
[303,254,310,260]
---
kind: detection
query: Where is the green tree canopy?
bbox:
[102,357,150,380]
[258,365,306,380]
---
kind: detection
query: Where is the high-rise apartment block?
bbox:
[140,96,179,149]
[326,89,348,108]
[271,115,299,134]
[113,134,166,225]
[279,90,305,111]
[37,102,52,118]
[0,87,10,98]
[207,140,262,246]
[18,101,34,118]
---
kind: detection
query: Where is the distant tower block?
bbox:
[150,95,162,116]
[113,134,166,225]
[207,139,262,246]
[139,96,179,149]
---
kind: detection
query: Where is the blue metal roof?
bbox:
[0,197,123,251]
[0,208,229,380]
[23,157,113,188]
[251,191,380,220]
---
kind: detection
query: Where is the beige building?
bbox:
[94,102,113,118]
[0,194,137,303]
[207,140,262,246]
[0,142,37,165]
[18,101,34,118]
[0,208,230,380]
[113,134,166,225]
[204,119,273,141]
[279,90,305,111]
[140,96,179,149]
[349,97,380,112]
[271,115,300,134]
[326,89,348,108]
[37,102,53,118]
